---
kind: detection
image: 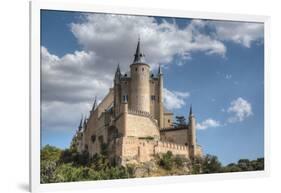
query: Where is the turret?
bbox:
[188,105,197,158]
[90,97,97,115]
[130,38,150,113]
[158,64,164,128]
[78,116,83,131]
[188,105,196,145]
[114,64,122,116]
[114,63,122,84]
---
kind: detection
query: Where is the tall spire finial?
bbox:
[133,37,144,63]
[91,96,97,112]
[78,114,83,131]
[115,63,121,83]
[189,104,193,116]
[158,64,162,75]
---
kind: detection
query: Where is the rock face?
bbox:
[133,161,159,178]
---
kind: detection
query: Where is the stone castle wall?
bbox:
[119,137,189,165]
[160,128,189,145]
[126,110,160,139]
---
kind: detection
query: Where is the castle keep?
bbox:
[73,39,203,165]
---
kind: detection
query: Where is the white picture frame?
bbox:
[30,0,270,192]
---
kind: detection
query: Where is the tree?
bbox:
[159,151,174,170]
[41,144,62,162]
[201,154,222,173]
[173,116,187,128]
[40,160,58,183]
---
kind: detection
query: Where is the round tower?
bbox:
[188,105,197,158]
[130,39,151,113]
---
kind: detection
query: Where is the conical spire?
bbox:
[158,64,162,75]
[133,37,145,63]
[189,105,193,117]
[78,115,83,131]
[116,63,121,74]
[114,63,121,83]
[91,96,97,112]
[83,115,87,127]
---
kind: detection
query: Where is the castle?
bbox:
[72,39,203,166]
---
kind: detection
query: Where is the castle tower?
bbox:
[114,64,122,116]
[130,38,151,113]
[78,116,83,131]
[188,105,197,157]
[158,65,164,128]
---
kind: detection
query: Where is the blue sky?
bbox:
[41,10,264,165]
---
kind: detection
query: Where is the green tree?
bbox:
[201,154,222,173]
[41,145,62,162]
[40,160,58,183]
[159,151,174,170]
[173,116,187,128]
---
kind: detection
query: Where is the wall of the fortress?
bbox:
[163,112,173,128]
[119,137,190,165]
[125,112,160,139]
[160,128,188,145]
[96,88,114,118]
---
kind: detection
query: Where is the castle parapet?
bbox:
[128,108,158,128]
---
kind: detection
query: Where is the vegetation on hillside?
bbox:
[40,145,264,183]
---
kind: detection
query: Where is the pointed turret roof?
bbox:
[133,38,145,63]
[91,96,97,112]
[189,105,193,117]
[158,64,162,75]
[78,115,83,131]
[114,63,122,82]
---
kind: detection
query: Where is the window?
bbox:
[123,95,128,102]
[91,135,96,143]
[151,95,156,100]
[168,119,170,123]
[135,67,138,71]
[142,67,144,72]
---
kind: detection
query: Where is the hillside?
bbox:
[40,145,264,183]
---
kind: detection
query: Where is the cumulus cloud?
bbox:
[41,13,262,132]
[208,21,264,48]
[197,118,221,130]
[163,88,190,110]
[70,14,227,71]
[227,97,253,123]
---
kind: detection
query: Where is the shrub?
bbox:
[40,160,58,183]
[159,151,174,170]
[41,145,61,162]
[201,154,222,173]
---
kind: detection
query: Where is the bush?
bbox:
[201,154,222,173]
[159,151,174,170]
[41,160,58,183]
[41,145,61,162]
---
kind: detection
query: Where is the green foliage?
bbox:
[223,157,264,172]
[41,145,62,162]
[40,144,264,183]
[201,154,222,173]
[174,155,188,168]
[159,151,174,170]
[40,160,58,183]
[138,136,154,140]
[173,116,187,128]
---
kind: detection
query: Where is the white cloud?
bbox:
[70,14,227,72]
[227,97,253,122]
[41,13,263,133]
[225,74,232,79]
[197,118,221,130]
[163,88,190,110]
[208,21,264,48]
